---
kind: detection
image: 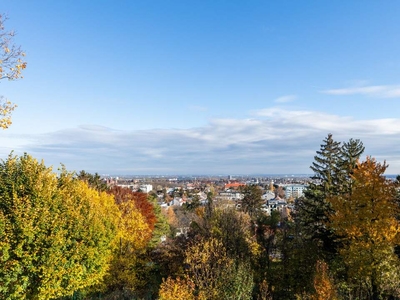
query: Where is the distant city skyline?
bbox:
[1,1,400,174]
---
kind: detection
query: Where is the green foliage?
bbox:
[263,220,318,298]
[0,154,119,299]
[185,237,253,300]
[7,135,398,299]
[210,208,258,260]
[77,170,108,192]
[296,134,365,256]
[299,134,341,237]
[184,194,201,211]
[240,184,264,218]
[148,194,170,248]
[336,138,365,195]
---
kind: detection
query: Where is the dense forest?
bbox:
[0,134,399,300]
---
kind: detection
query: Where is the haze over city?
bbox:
[1,1,400,174]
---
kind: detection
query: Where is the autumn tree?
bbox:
[0,14,27,129]
[100,199,152,294]
[328,157,400,300]
[310,260,337,300]
[185,237,253,300]
[108,186,156,232]
[158,277,196,300]
[98,186,155,294]
[293,135,365,297]
[209,208,259,260]
[0,154,119,299]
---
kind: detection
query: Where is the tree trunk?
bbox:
[371,276,379,300]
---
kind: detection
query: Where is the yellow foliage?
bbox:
[165,206,178,228]
[0,14,27,129]
[0,97,16,129]
[195,206,205,218]
[117,200,151,251]
[185,238,233,299]
[328,157,400,294]
[184,236,254,299]
[100,201,152,291]
[159,277,195,300]
[0,154,120,299]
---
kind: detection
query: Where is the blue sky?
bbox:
[1,1,400,175]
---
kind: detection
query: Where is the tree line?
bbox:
[0,134,399,299]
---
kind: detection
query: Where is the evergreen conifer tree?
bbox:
[296,134,341,254]
[336,138,365,195]
[296,134,365,257]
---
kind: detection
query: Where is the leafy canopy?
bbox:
[0,154,119,299]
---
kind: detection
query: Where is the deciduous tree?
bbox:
[0,14,27,129]
[185,237,253,300]
[159,277,195,300]
[311,260,337,300]
[108,186,156,232]
[0,154,119,299]
[100,199,151,293]
[328,157,400,300]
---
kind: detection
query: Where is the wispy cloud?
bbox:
[273,95,297,103]
[321,85,400,98]
[2,108,400,175]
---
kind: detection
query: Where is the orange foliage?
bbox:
[311,260,337,300]
[108,186,156,231]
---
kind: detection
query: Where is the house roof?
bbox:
[224,182,246,189]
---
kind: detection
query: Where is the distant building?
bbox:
[116,184,136,190]
[263,198,288,215]
[224,182,246,190]
[284,184,306,199]
[140,184,153,193]
[262,191,275,201]
[217,191,243,201]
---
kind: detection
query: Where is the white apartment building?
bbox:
[140,184,153,193]
[284,184,306,199]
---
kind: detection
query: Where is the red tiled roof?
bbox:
[225,182,246,189]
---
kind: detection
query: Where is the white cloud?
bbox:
[321,85,400,98]
[2,107,400,175]
[273,95,297,103]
